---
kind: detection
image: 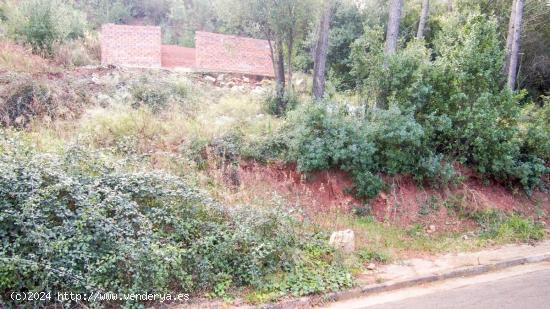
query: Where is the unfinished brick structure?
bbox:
[194,31,273,76]
[161,45,196,69]
[101,24,274,77]
[101,24,161,68]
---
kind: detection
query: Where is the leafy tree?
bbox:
[325,0,365,90]
[216,0,317,114]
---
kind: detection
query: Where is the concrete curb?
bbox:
[260,252,550,309]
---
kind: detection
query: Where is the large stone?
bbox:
[251,86,265,96]
[329,229,355,253]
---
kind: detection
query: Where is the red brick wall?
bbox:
[101,24,161,68]
[161,45,196,68]
[195,31,274,77]
[100,25,274,76]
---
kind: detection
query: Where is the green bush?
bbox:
[518,98,550,162]
[7,0,88,55]
[285,102,369,172]
[0,136,351,307]
[281,102,457,198]
[256,238,352,298]
[130,77,192,113]
[284,101,384,197]
[264,89,300,116]
[131,82,170,112]
[352,29,432,111]
[357,248,390,263]
[349,13,547,194]
[241,131,289,163]
[426,14,548,193]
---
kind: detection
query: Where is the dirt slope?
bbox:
[238,161,550,231]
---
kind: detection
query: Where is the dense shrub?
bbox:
[426,14,547,192]
[351,28,432,110]
[264,89,300,116]
[0,77,84,127]
[52,33,100,67]
[242,132,289,163]
[5,0,88,55]
[130,77,192,113]
[518,97,550,162]
[250,237,352,301]
[348,13,548,194]
[285,102,368,172]
[280,102,456,198]
[0,136,351,307]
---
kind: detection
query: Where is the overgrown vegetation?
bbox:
[3,0,87,55]
[0,135,351,307]
[0,0,548,306]
[260,14,548,198]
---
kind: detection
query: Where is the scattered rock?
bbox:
[429,224,436,232]
[462,234,469,240]
[366,263,376,270]
[329,229,355,253]
[251,86,265,96]
[231,85,246,93]
[295,78,304,87]
[242,76,250,83]
[204,75,216,83]
[216,74,225,81]
[214,116,236,126]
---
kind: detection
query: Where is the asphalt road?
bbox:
[325,263,550,309]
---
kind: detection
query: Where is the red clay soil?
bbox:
[239,161,357,212]
[161,45,196,68]
[238,161,550,230]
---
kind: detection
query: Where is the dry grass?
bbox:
[0,41,60,73]
[312,211,492,262]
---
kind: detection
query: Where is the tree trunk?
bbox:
[287,31,294,90]
[275,40,286,114]
[504,0,517,78]
[312,0,333,100]
[267,38,277,79]
[384,0,403,55]
[447,0,453,12]
[416,0,429,39]
[507,0,524,90]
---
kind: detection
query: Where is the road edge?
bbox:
[260,253,550,309]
